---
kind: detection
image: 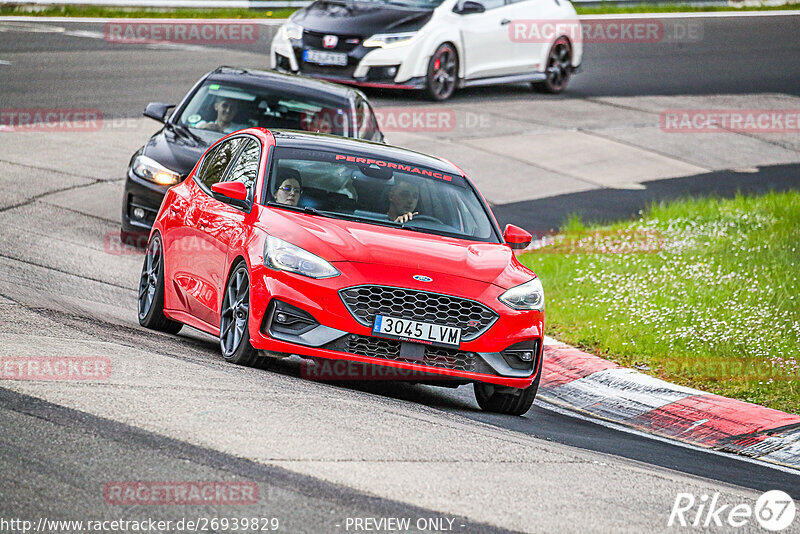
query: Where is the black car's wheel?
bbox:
[138,233,183,334]
[474,372,540,416]
[425,44,458,101]
[533,37,572,94]
[220,261,268,368]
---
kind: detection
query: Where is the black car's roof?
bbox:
[270,130,464,177]
[205,66,357,104]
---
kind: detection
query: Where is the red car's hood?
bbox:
[257,208,534,289]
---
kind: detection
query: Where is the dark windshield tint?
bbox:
[177,81,351,136]
[266,147,499,243]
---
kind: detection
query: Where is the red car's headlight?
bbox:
[499,278,545,311]
[264,235,340,279]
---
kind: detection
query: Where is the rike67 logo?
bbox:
[669,490,796,531]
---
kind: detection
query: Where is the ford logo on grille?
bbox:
[413,275,433,282]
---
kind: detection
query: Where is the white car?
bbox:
[271,0,583,101]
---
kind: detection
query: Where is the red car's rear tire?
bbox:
[474,372,540,416]
[138,233,183,334]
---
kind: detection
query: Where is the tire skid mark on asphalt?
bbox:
[0,158,104,181]
[0,162,107,215]
[0,387,516,534]
[0,252,133,292]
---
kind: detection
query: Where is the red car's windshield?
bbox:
[265,147,500,243]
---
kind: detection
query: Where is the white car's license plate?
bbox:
[372,315,461,349]
[303,49,348,66]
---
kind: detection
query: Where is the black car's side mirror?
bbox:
[143,102,175,123]
[454,0,485,14]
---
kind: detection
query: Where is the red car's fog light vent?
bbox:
[339,285,498,341]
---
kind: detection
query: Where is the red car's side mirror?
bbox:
[211,181,250,210]
[503,224,532,250]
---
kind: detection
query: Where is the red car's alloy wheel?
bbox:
[137,234,182,334]
[219,262,266,368]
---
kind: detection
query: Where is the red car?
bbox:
[138,128,545,415]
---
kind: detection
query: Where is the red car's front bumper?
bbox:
[247,262,544,388]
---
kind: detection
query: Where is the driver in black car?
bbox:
[196,97,243,133]
[387,179,420,223]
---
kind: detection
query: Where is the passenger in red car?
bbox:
[387,179,419,223]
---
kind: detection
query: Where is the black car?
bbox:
[121,66,384,244]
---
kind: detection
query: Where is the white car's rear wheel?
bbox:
[534,36,572,94]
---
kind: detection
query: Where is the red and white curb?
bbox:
[539,337,800,470]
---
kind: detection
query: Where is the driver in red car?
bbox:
[387,179,419,223]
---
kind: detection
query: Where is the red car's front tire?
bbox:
[220,261,270,369]
[474,372,540,416]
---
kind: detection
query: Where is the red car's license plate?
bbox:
[372,315,461,349]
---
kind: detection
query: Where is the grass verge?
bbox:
[1,3,798,18]
[518,191,799,414]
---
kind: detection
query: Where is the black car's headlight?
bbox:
[132,155,181,186]
[499,278,545,311]
[264,236,340,279]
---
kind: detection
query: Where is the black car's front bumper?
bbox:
[120,167,173,239]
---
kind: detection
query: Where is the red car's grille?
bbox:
[339,285,498,341]
[324,334,475,373]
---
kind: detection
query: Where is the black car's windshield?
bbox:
[176,81,351,136]
[266,147,499,243]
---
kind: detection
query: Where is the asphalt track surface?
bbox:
[1,14,799,533]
